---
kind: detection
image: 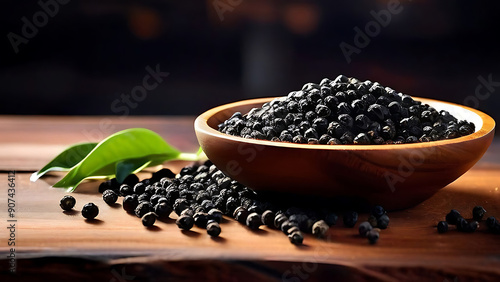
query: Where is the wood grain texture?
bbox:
[0,116,499,281]
[195,97,496,210]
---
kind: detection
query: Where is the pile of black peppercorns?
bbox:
[218,75,475,145]
[88,161,389,245]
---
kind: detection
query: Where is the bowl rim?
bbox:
[195,96,496,151]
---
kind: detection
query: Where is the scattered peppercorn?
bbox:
[312,220,329,238]
[261,210,275,227]
[102,189,118,205]
[446,209,462,225]
[359,221,373,237]
[288,231,304,245]
[371,206,386,219]
[123,195,139,213]
[246,212,262,230]
[59,195,76,211]
[81,203,99,220]
[366,229,379,244]
[176,214,194,230]
[367,215,378,228]
[343,211,358,228]
[207,220,221,237]
[141,212,157,227]
[135,202,153,218]
[472,206,487,221]
[208,208,223,223]
[377,214,390,229]
[324,212,338,226]
[437,221,448,233]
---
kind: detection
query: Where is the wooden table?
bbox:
[1,116,499,281]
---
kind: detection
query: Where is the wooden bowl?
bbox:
[195,97,495,210]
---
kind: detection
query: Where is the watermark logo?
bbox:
[212,0,243,21]
[464,74,499,109]
[7,0,71,54]
[339,0,408,64]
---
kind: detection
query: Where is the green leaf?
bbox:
[30,142,98,182]
[53,128,182,192]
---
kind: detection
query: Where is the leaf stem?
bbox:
[178,152,206,162]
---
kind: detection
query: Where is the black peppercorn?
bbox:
[366,229,379,244]
[176,214,194,230]
[343,211,358,228]
[288,231,304,245]
[208,208,223,223]
[246,212,262,230]
[142,212,157,227]
[261,210,275,227]
[377,214,390,229]
[312,220,329,238]
[154,202,172,218]
[119,184,133,196]
[82,203,99,220]
[324,212,338,226]
[437,221,448,233]
[207,221,221,237]
[193,212,209,228]
[274,213,288,229]
[371,206,386,219]
[446,209,462,225]
[486,216,497,229]
[135,202,153,218]
[102,189,118,205]
[234,207,250,224]
[472,206,487,221]
[60,195,76,211]
[123,195,139,213]
[358,221,373,237]
[173,198,189,216]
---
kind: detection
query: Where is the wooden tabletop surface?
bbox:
[0,116,499,281]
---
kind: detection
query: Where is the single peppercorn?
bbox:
[437,221,448,233]
[261,210,275,227]
[154,202,172,218]
[343,211,358,228]
[193,212,209,228]
[472,206,487,221]
[446,209,462,225]
[208,208,223,223]
[371,206,386,219]
[173,198,189,216]
[102,189,118,205]
[312,220,329,238]
[486,216,497,229]
[367,215,378,227]
[246,212,262,230]
[274,213,288,229]
[456,217,468,232]
[123,195,139,213]
[135,202,153,218]
[59,195,76,211]
[81,203,99,220]
[366,229,379,244]
[377,214,390,229]
[142,212,157,227]
[324,212,338,226]
[280,220,297,234]
[176,214,194,230]
[288,231,304,245]
[207,221,221,237]
[359,221,373,237]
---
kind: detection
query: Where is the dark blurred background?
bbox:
[1,0,499,124]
